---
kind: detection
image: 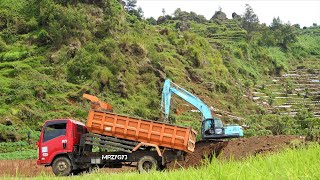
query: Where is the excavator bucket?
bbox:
[83,94,113,112]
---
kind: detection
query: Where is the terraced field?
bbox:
[253,60,320,117]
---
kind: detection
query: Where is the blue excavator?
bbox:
[161,79,243,139]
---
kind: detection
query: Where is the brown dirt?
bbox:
[168,135,305,169]
[0,159,52,177]
[0,159,135,177]
[217,135,303,160]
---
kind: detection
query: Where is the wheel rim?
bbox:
[57,161,67,172]
[142,161,153,171]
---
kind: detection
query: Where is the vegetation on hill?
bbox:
[0,0,319,150]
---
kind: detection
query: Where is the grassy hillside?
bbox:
[0,0,319,147]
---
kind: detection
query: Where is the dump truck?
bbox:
[37,94,197,176]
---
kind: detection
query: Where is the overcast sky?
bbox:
[136,1,320,27]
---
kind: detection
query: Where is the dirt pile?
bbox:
[170,135,304,169]
[217,135,303,160]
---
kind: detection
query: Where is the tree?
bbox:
[270,17,298,49]
[124,0,144,20]
[280,24,298,49]
[173,8,181,18]
[211,10,227,21]
[157,16,166,24]
[191,12,206,23]
[176,11,188,21]
[270,17,282,30]
[293,24,300,29]
[162,8,166,16]
[172,8,206,23]
[124,0,137,12]
[146,17,157,25]
[241,4,259,33]
[136,7,144,19]
[232,12,241,20]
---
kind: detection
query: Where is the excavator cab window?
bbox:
[204,118,223,135]
[214,118,223,128]
[204,119,214,135]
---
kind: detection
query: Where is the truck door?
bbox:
[39,120,70,165]
[74,124,85,145]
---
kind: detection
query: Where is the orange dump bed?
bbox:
[86,109,197,153]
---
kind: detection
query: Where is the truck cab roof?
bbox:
[43,119,85,126]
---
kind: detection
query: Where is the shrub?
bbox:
[37,29,51,45]
[0,50,29,62]
[26,17,38,31]
[66,49,95,83]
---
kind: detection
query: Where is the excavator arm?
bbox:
[161,79,243,139]
[161,79,213,123]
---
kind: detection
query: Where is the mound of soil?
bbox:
[169,135,304,169]
[218,135,303,160]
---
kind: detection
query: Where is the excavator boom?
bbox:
[161,79,212,123]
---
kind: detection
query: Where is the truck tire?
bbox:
[52,156,72,176]
[137,156,158,173]
[159,163,167,171]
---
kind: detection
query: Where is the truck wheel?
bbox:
[52,157,72,176]
[137,156,157,173]
[159,163,167,171]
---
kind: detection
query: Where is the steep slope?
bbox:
[0,0,319,146]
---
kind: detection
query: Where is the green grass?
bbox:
[0,149,37,160]
[33,144,320,179]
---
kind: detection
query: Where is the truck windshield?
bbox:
[43,121,67,142]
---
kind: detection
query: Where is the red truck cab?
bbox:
[37,119,86,166]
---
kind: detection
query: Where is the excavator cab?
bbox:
[201,118,243,139]
[202,118,223,138]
